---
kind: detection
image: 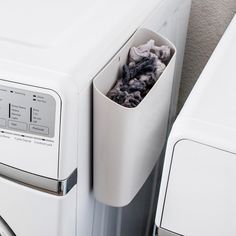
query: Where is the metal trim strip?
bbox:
[0,163,77,196]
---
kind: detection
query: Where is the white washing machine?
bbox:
[0,1,191,235]
[156,15,236,236]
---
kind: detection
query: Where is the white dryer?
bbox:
[0,1,191,236]
[156,15,236,236]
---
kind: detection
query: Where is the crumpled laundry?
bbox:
[129,39,155,62]
[107,40,172,108]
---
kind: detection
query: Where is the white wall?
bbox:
[178,0,236,111]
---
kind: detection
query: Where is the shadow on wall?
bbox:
[177,0,236,113]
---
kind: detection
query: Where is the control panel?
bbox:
[0,84,56,137]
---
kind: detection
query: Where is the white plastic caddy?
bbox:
[93,28,176,207]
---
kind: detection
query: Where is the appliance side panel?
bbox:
[92,0,191,235]
[148,0,191,127]
[76,85,95,236]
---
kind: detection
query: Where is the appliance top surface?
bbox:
[0,0,96,48]
[0,0,162,89]
[175,15,236,152]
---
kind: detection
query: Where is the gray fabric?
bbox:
[107,40,171,108]
[129,40,155,63]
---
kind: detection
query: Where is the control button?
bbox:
[0,118,6,127]
[8,120,27,131]
[30,125,49,135]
